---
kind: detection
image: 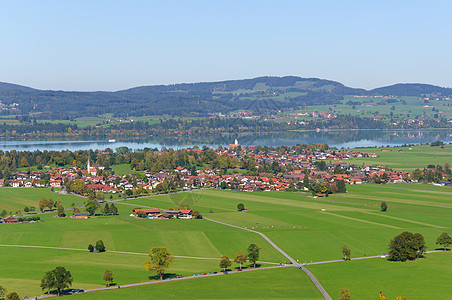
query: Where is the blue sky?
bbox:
[1,0,451,91]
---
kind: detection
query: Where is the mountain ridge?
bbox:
[1,76,451,95]
[0,76,450,119]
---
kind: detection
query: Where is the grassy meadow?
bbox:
[71,268,323,300]
[345,143,452,170]
[0,188,85,214]
[0,183,451,298]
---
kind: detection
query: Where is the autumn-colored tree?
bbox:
[220,256,232,271]
[5,291,20,300]
[144,247,174,280]
[233,251,248,269]
[103,270,114,286]
[339,288,351,300]
[341,245,351,261]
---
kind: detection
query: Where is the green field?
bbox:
[71,268,323,299]
[0,183,451,298]
[0,188,85,213]
[309,252,452,299]
[344,144,451,170]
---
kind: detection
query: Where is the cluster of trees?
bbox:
[410,163,451,183]
[0,286,20,300]
[16,216,40,222]
[88,240,106,253]
[388,231,426,261]
[220,244,260,271]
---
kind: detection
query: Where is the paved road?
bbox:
[204,217,297,264]
[203,217,332,300]
[36,265,288,299]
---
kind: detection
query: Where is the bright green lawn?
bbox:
[71,268,322,300]
[0,188,85,213]
[0,184,451,298]
[119,184,452,263]
[345,144,451,170]
[308,252,452,299]
[111,164,134,176]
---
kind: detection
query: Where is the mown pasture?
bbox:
[0,183,451,298]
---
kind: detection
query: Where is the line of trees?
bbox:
[220,244,260,271]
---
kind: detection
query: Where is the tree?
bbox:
[5,292,20,300]
[341,245,351,261]
[336,180,347,193]
[234,251,247,269]
[144,247,174,280]
[38,197,48,212]
[247,244,260,268]
[85,200,99,216]
[388,231,426,261]
[436,232,452,250]
[57,204,65,217]
[381,202,388,212]
[40,266,73,296]
[0,285,6,299]
[96,240,106,252]
[109,203,118,215]
[339,288,351,300]
[220,256,232,271]
[88,244,94,252]
[237,203,245,211]
[103,270,114,286]
[0,209,6,217]
[103,203,110,215]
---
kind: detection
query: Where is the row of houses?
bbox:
[132,208,193,219]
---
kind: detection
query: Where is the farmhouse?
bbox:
[72,212,89,219]
[133,208,161,217]
[3,216,18,223]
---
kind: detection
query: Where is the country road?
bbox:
[203,217,332,300]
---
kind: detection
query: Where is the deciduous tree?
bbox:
[237,203,245,211]
[339,288,351,300]
[388,231,426,261]
[248,244,260,268]
[381,202,388,212]
[341,245,351,261]
[103,270,114,286]
[436,232,452,250]
[220,256,232,271]
[234,251,248,269]
[96,240,106,252]
[144,247,174,280]
[0,285,7,299]
[5,292,20,300]
[40,266,73,296]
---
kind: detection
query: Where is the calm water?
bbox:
[0,129,450,152]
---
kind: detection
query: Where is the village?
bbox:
[1,142,449,201]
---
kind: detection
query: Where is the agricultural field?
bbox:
[0,188,85,214]
[71,268,322,300]
[345,144,452,170]
[0,183,451,299]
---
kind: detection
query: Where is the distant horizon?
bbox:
[1,75,451,93]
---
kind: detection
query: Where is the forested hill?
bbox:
[0,82,36,92]
[0,77,451,119]
[368,83,452,96]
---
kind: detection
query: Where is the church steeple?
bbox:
[87,158,91,174]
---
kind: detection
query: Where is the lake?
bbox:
[0,129,450,152]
